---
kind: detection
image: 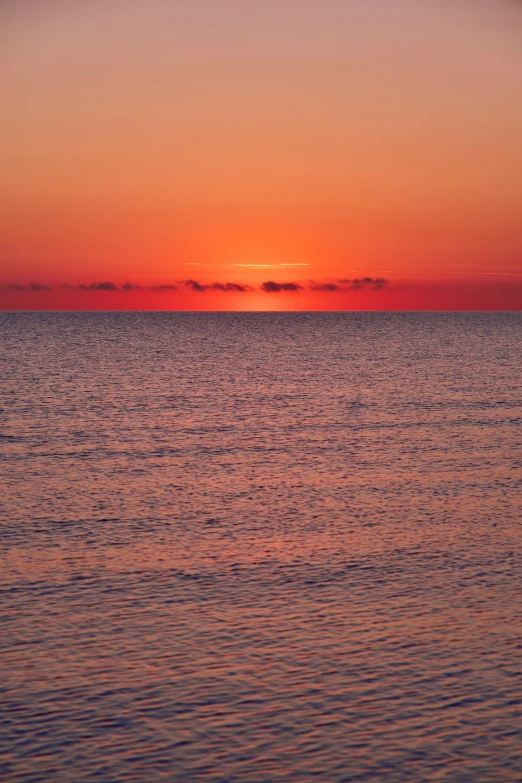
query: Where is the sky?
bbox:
[1,0,522,310]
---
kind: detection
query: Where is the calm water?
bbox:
[1,312,521,783]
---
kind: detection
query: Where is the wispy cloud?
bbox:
[309,278,389,291]
[337,277,389,290]
[445,271,522,277]
[78,281,119,291]
[233,263,309,268]
[8,282,51,291]
[309,283,343,292]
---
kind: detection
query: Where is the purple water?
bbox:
[1,312,521,782]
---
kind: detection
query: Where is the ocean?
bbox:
[1,311,521,782]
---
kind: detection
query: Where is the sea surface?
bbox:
[1,312,521,783]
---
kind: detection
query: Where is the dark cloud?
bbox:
[4,277,391,296]
[60,282,123,290]
[8,282,51,291]
[79,282,119,291]
[209,282,253,292]
[309,283,343,292]
[261,278,387,293]
[184,279,206,292]
[184,280,252,292]
[260,281,303,292]
[4,280,251,293]
[338,277,389,290]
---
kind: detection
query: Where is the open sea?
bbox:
[1,311,521,783]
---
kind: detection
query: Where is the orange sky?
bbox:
[1,0,522,309]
